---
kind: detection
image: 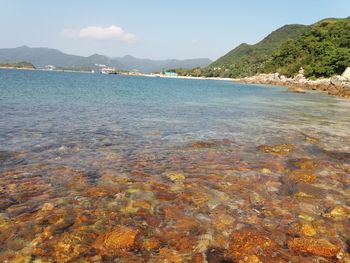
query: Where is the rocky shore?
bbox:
[239,67,350,99]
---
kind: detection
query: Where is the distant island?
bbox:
[0,61,35,70]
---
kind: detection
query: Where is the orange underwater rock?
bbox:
[289,158,318,170]
[141,237,161,251]
[225,228,279,262]
[93,226,140,256]
[288,237,341,258]
[54,231,96,263]
[287,170,317,183]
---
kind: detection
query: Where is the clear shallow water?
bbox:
[0,69,349,262]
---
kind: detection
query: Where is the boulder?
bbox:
[342,67,350,81]
[330,75,347,87]
[328,86,340,96]
[294,67,307,83]
[312,78,331,90]
[280,75,287,82]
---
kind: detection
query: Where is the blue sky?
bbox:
[1,0,349,60]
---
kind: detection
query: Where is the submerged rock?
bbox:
[303,134,320,143]
[225,228,279,262]
[205,247,227,263]
[191,141,220,149]
[287,86,306,93]
[93,226,139,256]
[287,170,316,184]
[0,151,15,162]
[288,237,341,258]
[164,171,186,182]
[141,237,161,251]
[157,248,186,263]
[300,222,317,237]
[289,158,318,170]
[188,139,235,149]
[257,144,294,156]
[0,214,16,244]
[329,205,349,219]
[286,182,326,199]
[54,231,95,263]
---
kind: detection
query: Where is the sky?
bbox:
[1,0,349,60]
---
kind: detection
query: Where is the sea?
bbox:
[0,69,349,262]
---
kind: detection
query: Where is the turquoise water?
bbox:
[0,69,350,262]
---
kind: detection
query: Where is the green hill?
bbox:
[263,17,350,78]
[203,17,350,79]
[210,24,308,77]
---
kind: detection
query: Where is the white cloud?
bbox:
[62,25,137,43]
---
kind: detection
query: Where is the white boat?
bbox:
[101,67,118,74]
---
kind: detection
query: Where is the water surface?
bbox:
[0,69,349,262]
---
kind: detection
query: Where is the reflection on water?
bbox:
[0,69,349,262]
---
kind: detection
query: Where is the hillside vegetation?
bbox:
[175,17,350,79]
[263,18,350,78]
[210,24,308,77]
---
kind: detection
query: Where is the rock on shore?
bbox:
[239,67,350,99]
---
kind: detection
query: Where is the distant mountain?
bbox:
[117,55,212,73]
[210,24,308,77]
[0,46,212,73]
[0,46,124,69]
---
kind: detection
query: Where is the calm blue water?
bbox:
[1,69,350,168]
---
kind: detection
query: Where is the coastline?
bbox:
[237,71,350,99]
[132,73,237,82]
[0,66,35,71]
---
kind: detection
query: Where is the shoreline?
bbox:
[0,66,35,70]
[237,71,350,99]
[132,73,237,82]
